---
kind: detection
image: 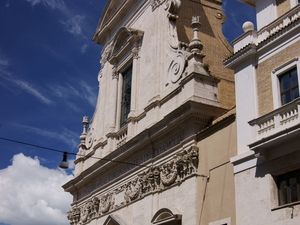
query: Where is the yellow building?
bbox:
[224,0,300,224]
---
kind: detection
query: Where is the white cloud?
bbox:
[0,54,53,105]
[26,0,65,10]
[13,80,53,105]
[14,124,79,149]
[61,15,85,35]
[80,81,97,106]
[50,80,97,107]
[0,59,9,67]
[0,153,73,225]
[81,43,88,53]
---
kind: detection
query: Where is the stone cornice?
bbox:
[223,43,257,69]
[67,146,199,224]
[93,0,149,46]
[63,101,226,195]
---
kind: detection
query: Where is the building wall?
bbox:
[256,41,300,116]
[177,0,235,110]
[235,142,300,225]
[64,1,238,224]
[92,178,199,225]
[276,0,291,17]
[65,110,237,225]
[75,0,235,173]
[196,114,237,225]
[224,1,300,225]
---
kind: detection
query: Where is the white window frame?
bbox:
[271,57,300,108]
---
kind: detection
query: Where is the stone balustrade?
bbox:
[249,98,300,139]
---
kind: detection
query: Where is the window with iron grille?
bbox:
[120,66,132,127]
[277,169,300,205]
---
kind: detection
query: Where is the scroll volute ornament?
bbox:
[165,0,181,19]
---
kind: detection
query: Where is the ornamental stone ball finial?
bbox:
[242,21,254,32]
[189,16,203,53]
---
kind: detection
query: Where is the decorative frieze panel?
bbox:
[67,147,199,224]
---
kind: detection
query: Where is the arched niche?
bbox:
[151,208,182,225]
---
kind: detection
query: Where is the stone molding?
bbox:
[67,146,198,225]
[151,0,166,11]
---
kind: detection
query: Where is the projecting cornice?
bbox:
[222,43,257,69]
[93,0,149,46]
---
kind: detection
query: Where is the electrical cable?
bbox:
[0,136,149,168]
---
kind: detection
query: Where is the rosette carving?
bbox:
[168,51,186,83]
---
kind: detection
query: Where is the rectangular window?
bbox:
[277,169,300,205]
[120,66,132,127]
[279,67,299,105]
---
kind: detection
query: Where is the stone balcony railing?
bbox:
[233,4,300,53]
[116,125,128,148]
[249,98,300,140]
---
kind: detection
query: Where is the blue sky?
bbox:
[0,0,256,224]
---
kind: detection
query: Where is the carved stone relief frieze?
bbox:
[67,147,199,224]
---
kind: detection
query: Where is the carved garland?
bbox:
[67,147,199,225]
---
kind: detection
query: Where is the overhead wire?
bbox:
[0,136,149,168]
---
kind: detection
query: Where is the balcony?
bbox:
[248,98,300,150]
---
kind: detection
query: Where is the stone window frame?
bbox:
[271,56,300,109]
[107,27,143,130]
[119,65,133,127]
[151,208,182,225]
[103,214,126,225]
[276,169,300,205]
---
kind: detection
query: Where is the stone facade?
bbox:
[224,0,300,224]
[63,0,237,224]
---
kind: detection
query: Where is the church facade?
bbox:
[62,0,300,224]
[63,0,237,224]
